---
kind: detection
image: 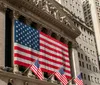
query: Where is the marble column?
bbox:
[69,43,80,85]
[0,2,6,68]
[13,11,21,74]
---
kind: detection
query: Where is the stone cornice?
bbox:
[0,1,7,12]
[2,0,81,39]
[0,71,57,85]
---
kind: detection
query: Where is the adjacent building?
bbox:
[0,0,80,85]
[55,0,85,21]
[56,0,100,85]
[0,0,100,85]
[82,0,100,65]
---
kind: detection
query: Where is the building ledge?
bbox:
[0,70,58,85]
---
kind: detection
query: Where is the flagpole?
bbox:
[47,72,55,81]
[22,64,32,75]
[67,77,74,84]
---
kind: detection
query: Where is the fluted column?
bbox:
[69,42,80,85]
[0,2,6,68]
[13,11,20,74]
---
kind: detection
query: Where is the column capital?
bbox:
[0,2,7,12]
[13,11,20,19]
[72,42,79,49]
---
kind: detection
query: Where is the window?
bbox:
[78,52,80,58]
[81,54,84,60]
[88,57,90,62]
[81,73,83,79]
[89,65,91,70]
[84,74,86,80]
[85,56,87,61]
[86,64,88,69]
[79,61,81,66]
[82,62,84,67]
[95,77,97,83]
[87,48,89,53]
[88,75,90,81]
[93,66,95,72]
[84,46,86,51]
[97,78,99,83]
[91,76,93,82]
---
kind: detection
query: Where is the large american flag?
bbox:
[14,20,71,79]
[30,60,44,80]
[55,68,68,85]
[74,73,84,85]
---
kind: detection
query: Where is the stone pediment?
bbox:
[1,0,81,39]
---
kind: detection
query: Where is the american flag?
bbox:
[55,68,68,85]
[74,73,84,85]
[30,60,44,80]
[14,20,71,79]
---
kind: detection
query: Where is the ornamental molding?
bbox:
[1,0,81,39]
[0,1,7,12]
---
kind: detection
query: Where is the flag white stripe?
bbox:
[40,45,69,57]
[40,34,68,50]
[40,40,68,55]
[14,57,71,71]
[31,66,43,80]
[14,49,70,66]
[14,57,71,76]
[14,44,69,61]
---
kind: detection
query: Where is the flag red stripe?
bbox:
[14,53,35,61]
[14,52,71,72]
[31,65,43,80]
[40,38,68,52]
[40,32,68,47]
[74,78,84,85]
[55,72,68,85]
[41,68,71,79]
[40,55,70,65]
[15,46,69,62]
[14,20,71,80]
[31,67,42,79]
[14,49,70,68]
[14,61,30,67]
[40,43,68,56]
[40,49,69,60]
[14,46,39,57]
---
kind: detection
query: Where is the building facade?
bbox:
[82,0,100,64]
[56,0,100,85]
[55,0,85,21]
[0,0,81,85]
